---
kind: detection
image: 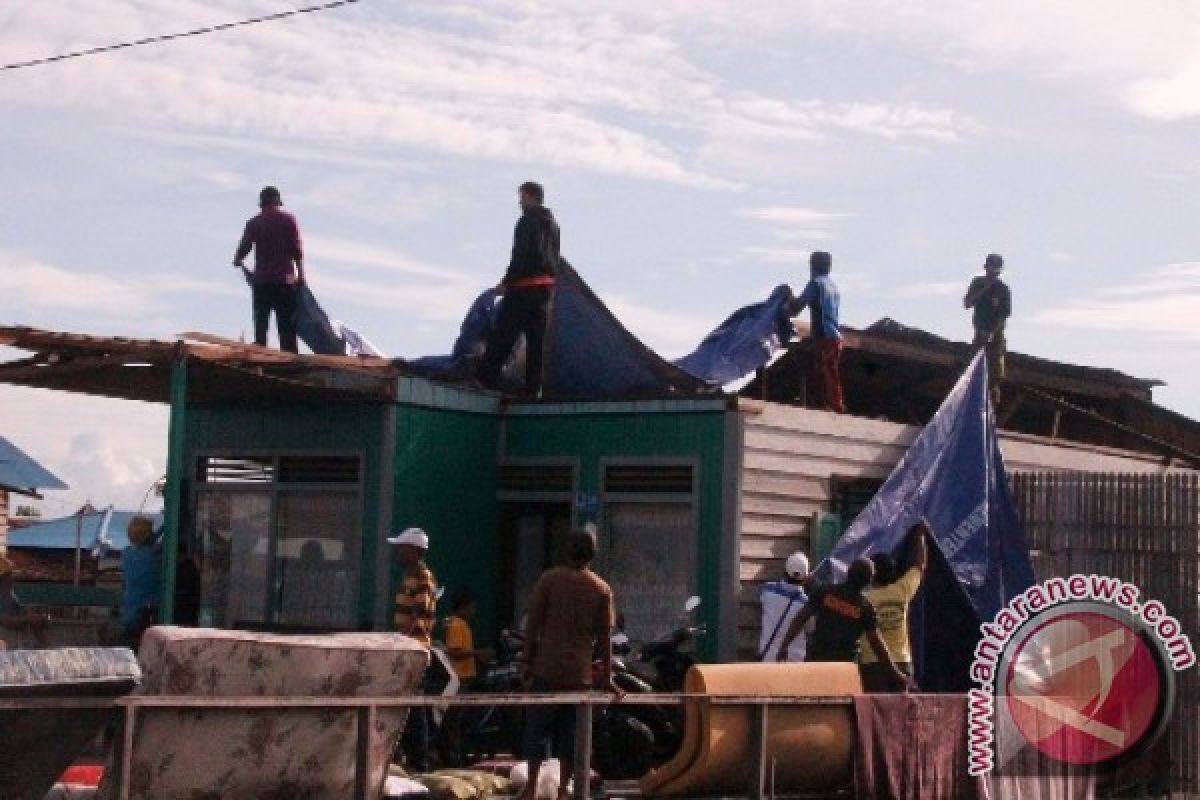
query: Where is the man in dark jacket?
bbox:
[233,186,305,353]
[963,253,1011,401]
[478,181,560,398]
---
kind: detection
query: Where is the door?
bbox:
[497,502,573,630]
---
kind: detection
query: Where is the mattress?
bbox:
[0,647,139,800]
[98,626,430,800]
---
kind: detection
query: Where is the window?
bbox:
[193,453,362,631]
[597,462,698,644]
[832,477,884,529]
[597,502,696,644]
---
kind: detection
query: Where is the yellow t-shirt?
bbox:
[858,567,921,665]
[445,615,476,680]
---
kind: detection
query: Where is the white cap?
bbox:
[785,552,810,580]
[386,527,429,549]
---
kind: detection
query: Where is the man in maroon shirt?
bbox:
[233,186,305,353]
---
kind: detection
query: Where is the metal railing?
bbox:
[0,692,855,800]
[100,690,844,800]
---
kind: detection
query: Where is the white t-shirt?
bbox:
[759,581,811,662]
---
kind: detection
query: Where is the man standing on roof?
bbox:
[963,253,1011,401]
[858,522,929,692]
[777,557,912,691]
[233,186,305,354]
[789,251,844,413]
[390,527,438,773]
[759,551,815,662]
[478,181,561,399]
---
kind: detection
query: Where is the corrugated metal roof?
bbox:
[6,508,161,552]
[0,435,67,494]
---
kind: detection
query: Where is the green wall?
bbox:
[174,384,735,661]
[502,408,731,659]
[185,400,389,627]
[391,406,501,643]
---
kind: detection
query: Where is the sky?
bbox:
[2,0,1199,514]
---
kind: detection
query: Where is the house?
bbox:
[5,507,162,607]
[0,434,67,553]
[1,321,1196,663]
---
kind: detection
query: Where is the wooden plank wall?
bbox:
[1012,472,1200,796]
[736,402,1194,659]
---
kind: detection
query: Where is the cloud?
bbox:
[58,432,163,511]
[0,387,167,513]
[603,293,711,358]
[307,237,475,282]
[0,250,238,318]
[741,207,850,249]
[0,1,977,190]
[894,281,963,298]
[1032,263,1200,340]
[743,246,823,264]
[741,207,851,226]
[299,237,486,329]
[1125,64,1200,121]
[549,0,1200,123]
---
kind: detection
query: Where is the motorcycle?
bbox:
[592,596,706,781]
[437,626,526,767]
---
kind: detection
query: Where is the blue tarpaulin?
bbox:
[674,285,796,385]
[816,351,1035,690]
[409,288,502,377]
[294,285,384,358]
[411,261,706,399]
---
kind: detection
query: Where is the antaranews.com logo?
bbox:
[967,574,1196,776]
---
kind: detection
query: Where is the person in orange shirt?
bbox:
[444,587,489,684]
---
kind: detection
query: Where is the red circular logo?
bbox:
[1004,608,1165,766]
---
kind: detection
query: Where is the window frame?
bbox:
[190,448,365,631]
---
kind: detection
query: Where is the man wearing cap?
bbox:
[233,185,306,353]
[389,527,438,772]
[964,253,1011,400]
[390,527,437,644]
[789,251,844,413]
[758,552,815,662]
[0,555,50,649]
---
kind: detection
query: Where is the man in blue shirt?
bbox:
[790,251,844,412]
[120,516,162,645]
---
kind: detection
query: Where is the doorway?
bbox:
[497,502,573,630]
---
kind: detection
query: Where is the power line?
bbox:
[1,0,362,72]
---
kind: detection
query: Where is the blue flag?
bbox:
[817,351,1034,689]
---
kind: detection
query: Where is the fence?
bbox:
[1011,471,1200,796]
[2,692,854,800]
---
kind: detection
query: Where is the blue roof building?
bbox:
[7,508,162,554]
[0,435,67,496]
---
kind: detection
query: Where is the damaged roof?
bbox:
[744,317,1199,465]
[0,326,396,404]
